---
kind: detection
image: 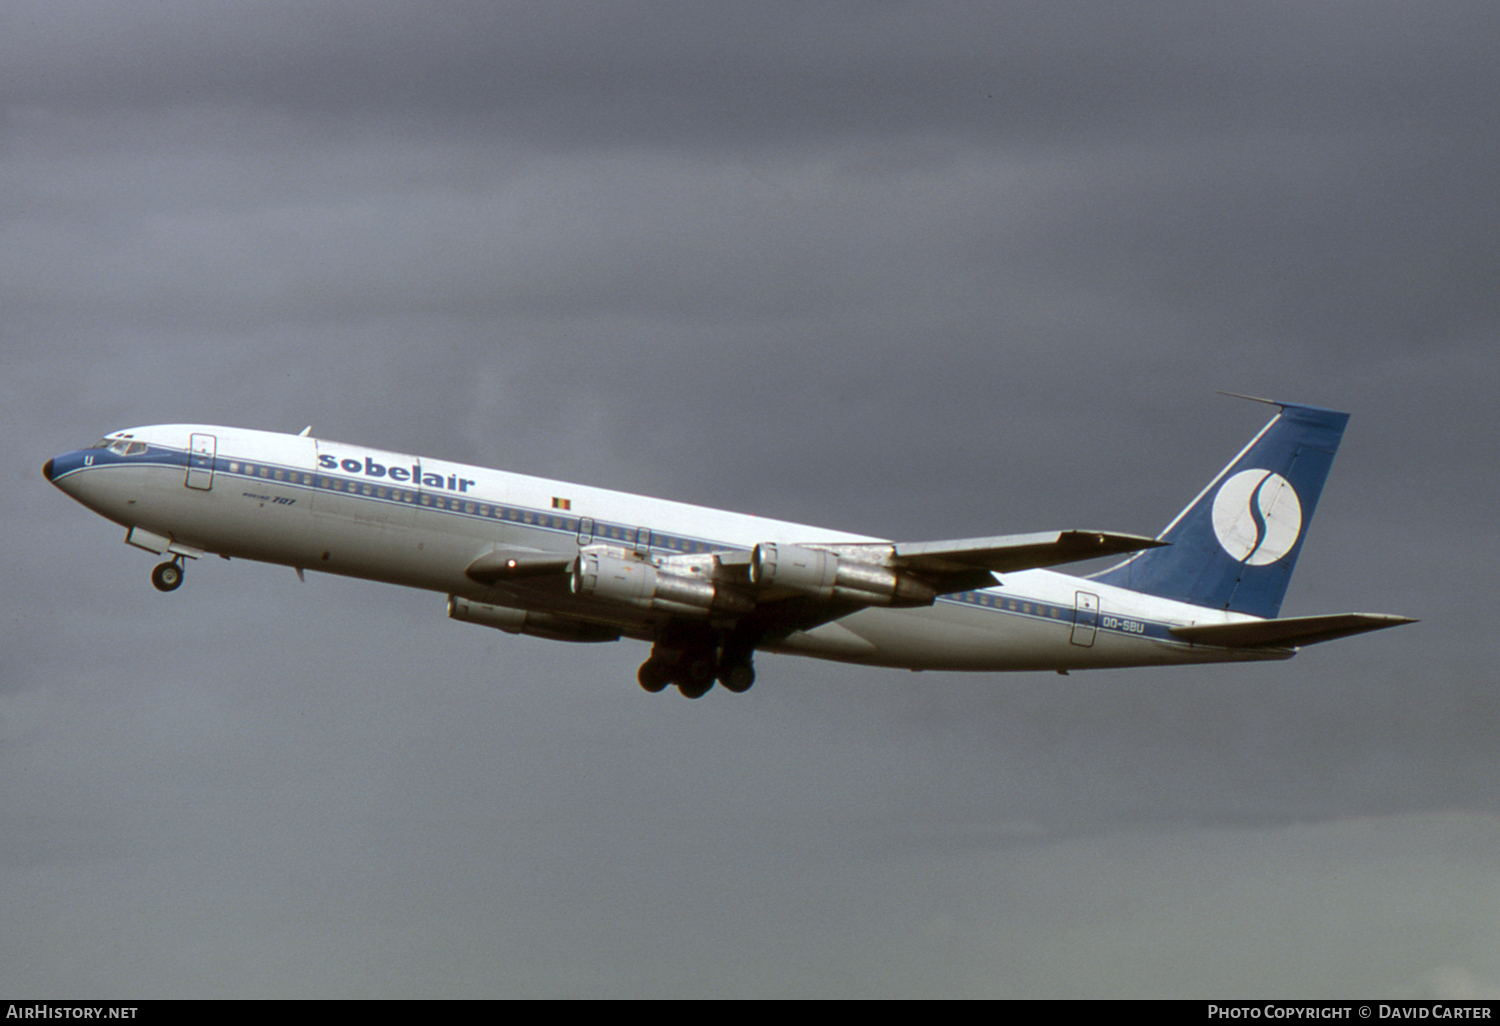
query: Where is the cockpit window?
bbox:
[105,440,149,456]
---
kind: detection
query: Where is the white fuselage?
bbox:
[47,424,1285,673]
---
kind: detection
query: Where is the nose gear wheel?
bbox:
[151,559,184,592]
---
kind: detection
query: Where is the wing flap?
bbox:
[1170,613,1417,649]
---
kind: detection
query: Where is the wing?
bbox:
[743,530,1167,598]
[461,531,1165,641]
[890,529,1168,591]
[465,546,575,583]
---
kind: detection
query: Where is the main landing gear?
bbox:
[150,558,184,592]
[637,643,757,699]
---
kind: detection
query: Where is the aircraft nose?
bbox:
[43,457,55,482]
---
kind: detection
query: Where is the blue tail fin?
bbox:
[1091,398,1349,618]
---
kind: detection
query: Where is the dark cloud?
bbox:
[4,1,1497,997]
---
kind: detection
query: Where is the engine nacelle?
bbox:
[750,542,936,606]
[448,596,621,643]
[571,551,753,617]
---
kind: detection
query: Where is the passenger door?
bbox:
[185,433,216,490]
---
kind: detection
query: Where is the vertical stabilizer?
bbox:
[1091,399,1349,618]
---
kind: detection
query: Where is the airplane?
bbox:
[42,396,1413,698]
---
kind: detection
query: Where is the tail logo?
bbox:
[1210,469,1302,565]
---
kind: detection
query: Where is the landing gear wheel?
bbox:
[677,676,714,699]
[719,662,755,694]
[638,659,672,694]
[151,560,183,592]
[676,654,717,698]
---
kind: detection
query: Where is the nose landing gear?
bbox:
[151,558,184,592]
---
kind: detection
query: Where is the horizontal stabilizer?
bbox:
[1170,612,1417,649]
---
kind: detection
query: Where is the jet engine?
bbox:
[447,595,621,643]
[571,551,754,617]
[749,542,936,606]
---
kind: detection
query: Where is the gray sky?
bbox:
[4,1,1498,998]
